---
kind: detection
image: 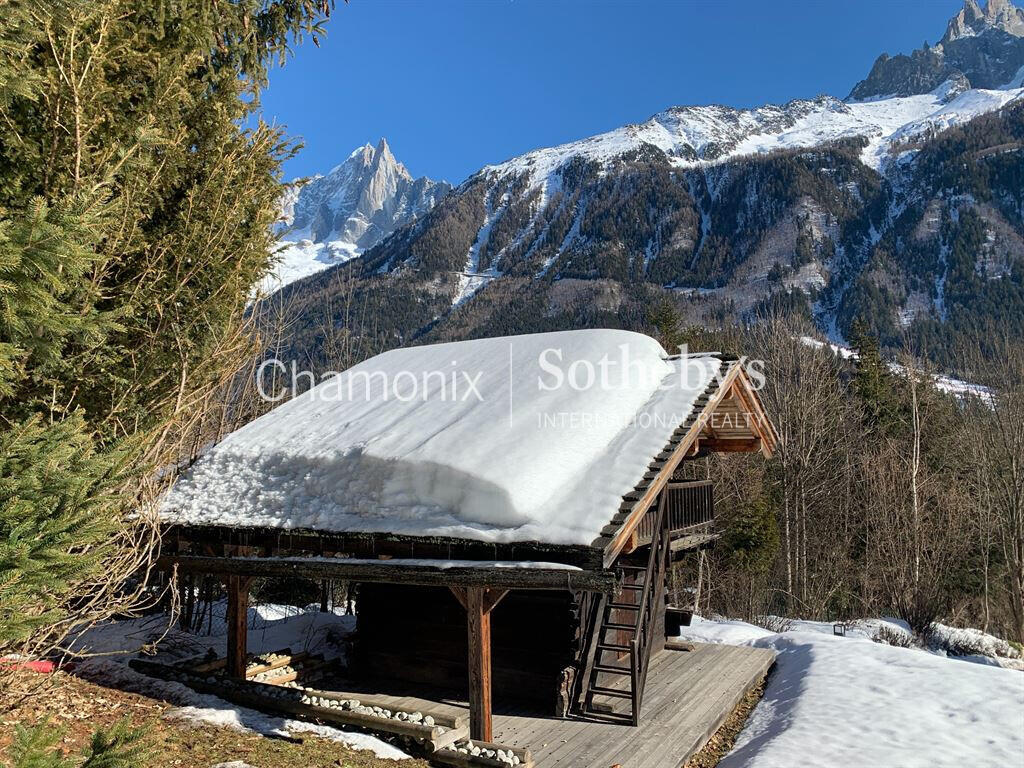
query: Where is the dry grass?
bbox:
[0,670,432,768]
[683,674,768,768]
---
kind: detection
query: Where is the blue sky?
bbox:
[259,0,965,184]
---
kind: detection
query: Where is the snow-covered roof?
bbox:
[160,330,737,547]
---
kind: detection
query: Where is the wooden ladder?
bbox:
[577,492,671,725]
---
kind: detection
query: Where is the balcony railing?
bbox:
[634,480,714,547]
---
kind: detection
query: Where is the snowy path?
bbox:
[679,617,1024,768]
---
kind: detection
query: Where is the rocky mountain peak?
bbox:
[945,0,1024,41]
[849,0,1024,99]
[269,140,451,291]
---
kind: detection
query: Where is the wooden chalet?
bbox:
[157,331,778,765]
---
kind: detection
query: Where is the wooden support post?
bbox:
[466,587,492,742]
[177,571,190,631]
[226,575,252,680]
[319,580,330,613]
[453,586,508,742]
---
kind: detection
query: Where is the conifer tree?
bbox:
[648,299,684,351]
[848,318,904,435]
[0,0,333,655]
[2,720,147,768]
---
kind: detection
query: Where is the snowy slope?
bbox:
[679,617,1024,768]
[161,330,719,545]
[72,606,409,760]
[481,82,1023,195]
[263,139,450,294]
[799,335,994,402]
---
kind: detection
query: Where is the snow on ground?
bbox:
[678,616,1024,768]
[70,605,410,760]
[161,330,720,545]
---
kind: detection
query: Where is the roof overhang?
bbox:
[598,358,778,568]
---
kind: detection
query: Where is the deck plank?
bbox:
[492,642,775,767]
[319,642,774,767]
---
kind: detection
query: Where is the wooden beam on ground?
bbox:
[465,586,494,742]
[242,649,299,677]
[665,640,694,652]
[225,575,252,680]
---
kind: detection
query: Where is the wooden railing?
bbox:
[634,480,714,546]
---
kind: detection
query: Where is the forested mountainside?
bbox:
[268,0,1024,373]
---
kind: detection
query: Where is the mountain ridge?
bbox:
[270,0,1024,373]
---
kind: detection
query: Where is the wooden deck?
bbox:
[321,642,774,767]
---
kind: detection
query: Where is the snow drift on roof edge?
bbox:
[160,329,720,546]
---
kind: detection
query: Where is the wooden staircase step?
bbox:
[593,664,631,676]
[585,709,636,725]
[576,495,675,726]
[596,642,631,652]
[588,685,633,699]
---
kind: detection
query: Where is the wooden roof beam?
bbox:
[701,437,762,453]
[159,555,617,593]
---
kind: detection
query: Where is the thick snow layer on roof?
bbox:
[161,330,720,545]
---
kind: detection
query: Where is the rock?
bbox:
[422,715,434,727]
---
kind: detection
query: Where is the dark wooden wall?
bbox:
[353,584,579,712]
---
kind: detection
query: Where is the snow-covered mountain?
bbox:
[481,81,1021,192]
[358,63,1021,308]
[274,0,1024,371]
[266,138,450,292]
